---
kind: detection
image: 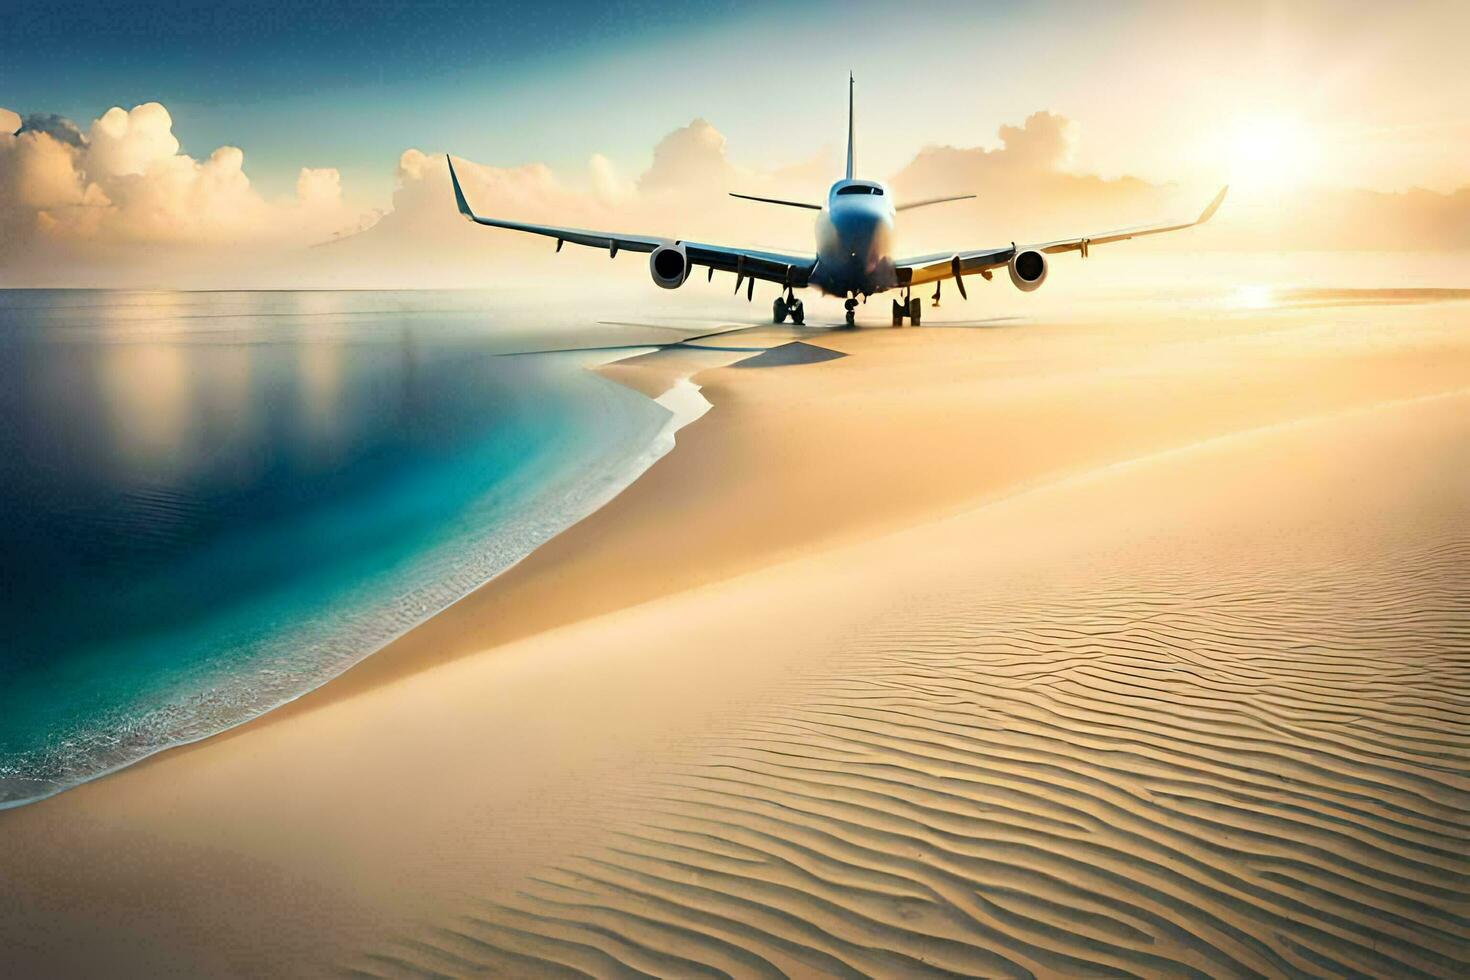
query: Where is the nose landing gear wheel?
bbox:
[843,297,858,327]
[789,299,805,325]
[772,297,789,324]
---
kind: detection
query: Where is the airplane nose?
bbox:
[820,201,893,286]
[841,207,890,264]
[840,208,882,252]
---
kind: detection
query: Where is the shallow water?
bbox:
[0,289,685,807]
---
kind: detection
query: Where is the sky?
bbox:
[2,0,1467,287]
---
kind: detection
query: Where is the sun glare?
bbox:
[1225,114,1320,191]
[1232,284,1276,310]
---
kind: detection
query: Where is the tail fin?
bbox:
[845,72,855,181]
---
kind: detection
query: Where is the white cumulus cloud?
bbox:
[0,102,355,265]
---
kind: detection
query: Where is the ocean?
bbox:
[0,289,697,807]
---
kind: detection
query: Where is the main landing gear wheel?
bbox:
[844,297,858,327]
[892,294,924,327]
[773,295,805,325]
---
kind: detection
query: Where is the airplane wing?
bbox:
[894,186,1228,289]
[892,246,1016,288]
[448,156,817,290]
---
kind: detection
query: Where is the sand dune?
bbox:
[343,390,1470,979]
[1,295,1466,977]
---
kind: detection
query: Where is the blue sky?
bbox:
[6,0,1466,208]
[6,0,780,197]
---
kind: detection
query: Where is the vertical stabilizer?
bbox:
[845,72,855,180]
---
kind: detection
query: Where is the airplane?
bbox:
[446,74,1227,328]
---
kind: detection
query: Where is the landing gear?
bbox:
[773,291,805,325]
[891,289,922,327]
[843,296,858,327]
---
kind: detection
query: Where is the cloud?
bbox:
[893,111,1078,192]
[589,153,633,206]
[638,119,738,193]
[17,113,86,148]
[0,108,17,136]
[87,103,181,177]
[0,128,87,212]
[296,167,343,211]
[0,102,355,274]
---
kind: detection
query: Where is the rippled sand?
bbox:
[346,390,1469,978]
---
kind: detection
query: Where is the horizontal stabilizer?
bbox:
[729,193,822,211]
[896,194,976,212]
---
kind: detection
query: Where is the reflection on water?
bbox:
[297,337,343,432]
[97,342,194,469]
[0,290,680,807]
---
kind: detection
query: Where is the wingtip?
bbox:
[446,154,474,219]
[1199,184,1229,224]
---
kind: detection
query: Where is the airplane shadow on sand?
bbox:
[496,314,1028,364]
[731,341,847,368]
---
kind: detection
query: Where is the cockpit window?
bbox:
[836,185,884,196]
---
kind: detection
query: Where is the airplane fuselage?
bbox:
[812,179,898,297]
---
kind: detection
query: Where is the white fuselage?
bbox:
[812,179,898,297]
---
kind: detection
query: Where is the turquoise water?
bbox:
[0,290,686,807]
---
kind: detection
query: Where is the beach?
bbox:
[2,291,1467,976]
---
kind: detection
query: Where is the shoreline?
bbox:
[0,347,720,812]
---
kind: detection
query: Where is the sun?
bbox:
[1231,284,1276,310]
[1224,114,1320,190]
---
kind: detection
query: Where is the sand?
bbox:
[1,292,1467,977]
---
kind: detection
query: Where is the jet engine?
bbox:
[1008,248,1048,292]
[649,243,690,289]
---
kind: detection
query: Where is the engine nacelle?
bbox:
[649,243,690,289]
[1008,248,1048,292]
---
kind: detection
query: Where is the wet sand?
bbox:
[1,293,1467,977]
